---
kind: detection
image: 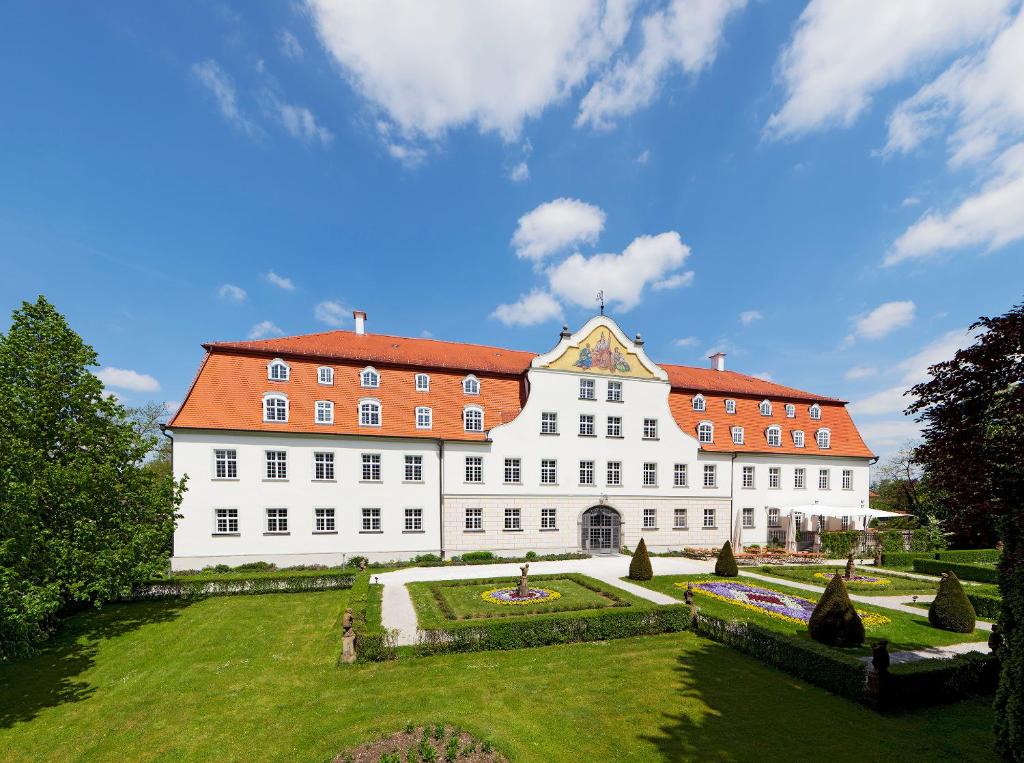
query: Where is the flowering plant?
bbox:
[480,587,562,605]
[813,572,890,585]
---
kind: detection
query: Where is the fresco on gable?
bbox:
[574,332,631,373]
[542,325,656,379]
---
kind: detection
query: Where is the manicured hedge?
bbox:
[880,652,999,710]
[913,558,999,584]
[882,552,934,569]
[131,570,356,599]
[966,591,1003,620]
[935,549,1001,564]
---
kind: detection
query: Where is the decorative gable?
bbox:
[532,316,666,381]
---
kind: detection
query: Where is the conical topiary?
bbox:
[629,538,653,581]
[808,574,865,647]
[715,540,738,577]
[929,572,976,633]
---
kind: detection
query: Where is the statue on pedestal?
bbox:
[341,607,357,664]
[845,552,856,580]
[517,563,530,598]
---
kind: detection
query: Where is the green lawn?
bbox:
[754,565,940,595]
[628,575,989,655]
[0,585,998,762]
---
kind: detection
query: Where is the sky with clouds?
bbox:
[2,0,1023,464]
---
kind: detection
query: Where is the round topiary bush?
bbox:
[808,574,865,647]
[714,540,738,577]
[628,538,653,581]
[928,571,977,633]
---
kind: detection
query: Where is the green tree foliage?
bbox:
[714,540,738,577]
[807,574,864,647]
[628,538,653,581]
[0,296,185,658]
[927,572,976,633]
[127,401,173,481]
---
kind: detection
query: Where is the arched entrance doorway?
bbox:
[581,506,621,554]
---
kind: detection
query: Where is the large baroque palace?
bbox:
[168,313,874,569]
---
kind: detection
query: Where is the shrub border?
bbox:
[913,558,998,584]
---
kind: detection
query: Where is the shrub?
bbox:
[914,558,998,583]
[928,572,976,633]
[460,551,495,562]
[413,553,441,564]
[629,538,653,581]
[714,541,738,577]
[882,552,934,569]
[934,549,1000,564]
[130,570,355,599]
[910,528,930,552]
[881,652,998,710]
[965,591,1002,620]
[820,531,860,559]
[808,574,864,647]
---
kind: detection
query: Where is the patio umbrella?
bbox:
[785,510,797,552]
[731,508,743,550]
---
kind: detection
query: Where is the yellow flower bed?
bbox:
[480,587,562,605]
[813,572,890,585]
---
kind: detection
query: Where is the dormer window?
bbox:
[809,404,822,420]
[463,375,480,395]
[360,367,380,388]
[692,394,706,412]
[731,426,744,445]
[759,400,772,416]
[766,425,782,447]
[785,403,795,418]
[793,430,805,448]
[415,406,432,429]
[267,359,290,381]
[317,366,334,385]
[697,421,714,444]
[464,405,484,432]
[263,393,288,422]
[724,399,736,414]
[315,400,334,424]
[816,428,831,449]
[359,398,381,427]
[415,373,430,392]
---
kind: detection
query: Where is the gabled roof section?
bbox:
[532,315,668,381]
[661,364,843,403]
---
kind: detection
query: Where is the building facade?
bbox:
[168,314,874,570]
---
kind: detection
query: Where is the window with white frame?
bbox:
[317,366,333,385]
[607,461,621,486]
[809,404,822,420]
[643,508,657,528]
[703,508,716,528]
[816,428,831,449]
[742,465,755,488]
[841,515,851,530]
[361,453,381,481]
[766,425,781,447]
[643,462,657,486]
[579,378,595,400]
[795,513,804,531]
[725,399,736,414]
[768,508,780,527]
[214,508,238,534]
[673,463,688,487]
[264,394,288,422]
[731,426,744,445]
[607,380,622,401]
[579,460,595,485]
[415,406,432,429]
[785,403,796,418]
[692,394,706,412]
[360,367,379,388]
[643,418,658,439]
[759,400,772,416]
[462,375,480,395]
[464,406,483,432]
[404,508,423,532]
[541,508,557,529]
[504,507,521,530]
[674,508,688,528]
[794,467,806,489]
[265,450,287,480]
[404,455,422,482]
[742,507,754,528]
[819,468,830,490]
[314,452,334,481]
[504,457,521,484]
[792,430,805,448]
[607,416,622,437]
[698,421,714,444]
[541,411,558,434]
[842,469,853,490]
[703,464,717,487]
[768,466,781,489]
[361,508,381,532]
[540,459,557,484]
[314,508,335,532]
[268,359,289,381]
[214,449,237,479]
[315,400,334,424]
[464,456,483,483]
[266,508,288,533]
[359,399,381,427]
[465,508,482,530]
[415,373,429,391]
[579,414,595,436]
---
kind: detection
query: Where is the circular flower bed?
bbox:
[677,580,891,627]
[813,572,890,585]
[480,587,562,605]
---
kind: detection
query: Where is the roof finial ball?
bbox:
[634,333,644,347]
[560,324,571,339]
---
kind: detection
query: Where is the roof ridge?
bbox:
[207,329,537,357]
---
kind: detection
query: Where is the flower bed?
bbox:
[813,572,890,585]
[480,587,561,605]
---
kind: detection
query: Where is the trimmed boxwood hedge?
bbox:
[935,549,1001,564]
[131,570,356,599]
[880,652,999,710]
[882,552,935,569]
[966,591,1002,620]
[913,558,998,583]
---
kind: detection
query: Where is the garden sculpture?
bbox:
[845,552,856,580]
[871,639,890,674]
[873,545,882,566]
[517,563,530,598]
[341,607,357,663]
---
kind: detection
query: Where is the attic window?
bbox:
[692,394,706,412]
[724,399,736,414]
[785,403,795,418]
[317,366,333,385]
[759,400,772,416]
[360,367,380,388]
[463,375,480,395]
[268,359,290,381]
[809,404,822,420]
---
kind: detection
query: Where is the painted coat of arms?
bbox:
[574,332,631,373]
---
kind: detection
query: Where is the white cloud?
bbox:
[577,0,746,129]
[765,0,1010,139]
[509,161,530,182]
[307,0,632,141]
[191,60,257,136]
[896,327,977,385]
[652,271,694,290]
[901,196,921,207]
[546,231,690,311]
[314,300,349,327]
[218,283,247,303]
[264,271,295,291]
[751,371,773,381]
[635,149,651,165]
[164,400,181,415]
[674,336,698,347]
[848,301,916,342]
[490,289,564,327]
[249,320,284,339]
[849,385,909,416]
[739,309,762,325]
[96,367,161,392]
[511,198,606,261]
[279,30,304,59]
[858,418,923,447]
[276,101,334,146]
[844,365,877,381]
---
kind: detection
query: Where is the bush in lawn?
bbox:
[928,572,976,633]
[714,541,738,577]
[808,574,865,647]
[628,538,653,581]
[461,551,494,562]
[935,549,1000,564]
[914,558,998,583]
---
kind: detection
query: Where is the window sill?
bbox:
[212,532,241,537]
[539,528,559,532]
[673,485,689,489]
[540,483,559,487]
[703,486,718,490]
[313,530,338,535]
[211,477,240,482]
[578,433,597,438]
[315,421,335,426]
[642,485,659,489]
[359,530,384,534]
[403,480,424,484]
[312,479,337,483]
[502,528,524,533]
[643,437,660,442]
[262,479,289,483]
[403,530,426,534]
[503,481,522,486]
[360,480,383,484]
[643,526,659,531]
[605,434,623,439]
[539,432,560,436]
[703,526,718,530]
[578,397,596,402]
[263,531,290,536]
[463,529,485,533]
[605,483,622,488]
[672,527,688,531]
[606,398,624,404]
[464,481,484,486]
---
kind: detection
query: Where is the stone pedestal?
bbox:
[341,633,357,664]
[517,563,530,598]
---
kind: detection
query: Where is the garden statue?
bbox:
[517,563,530,598]
[341,607,357,664]
[871,639,890,674]
[683,584,694,607]
[989,622,1003,653]
[342,607,354,635]
[845,552,856,580]
[358,559,366,572]
[873,545,882,567]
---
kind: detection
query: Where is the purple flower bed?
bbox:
[681,581,890,627]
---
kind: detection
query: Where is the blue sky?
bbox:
[2,0,1022,461]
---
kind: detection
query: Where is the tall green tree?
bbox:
[0,296,185,659]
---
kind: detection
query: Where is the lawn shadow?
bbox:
[0,598,191,729]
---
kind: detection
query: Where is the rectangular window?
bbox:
[742,465,755,489]
[643,418,658,439]
[607,461,621,486]
[579,460,595,486]
[673,508,688,528]
[541,508,557,529]
[643,508,657,529]
[742,507,754,528]
[361,508,381,532]
[504,457,521,484]
[819,468,830,490]
[794,467,806,489]
[842,469,853,490]
[541,459,557,484]
[606,416,622,437]
[703,508,716,528]
[465,508,482,531]
[314,452,335,481]
[541,411,558,434]
[579,378,595,400]
[404,455,422,482]
[265,450,287,480]
[464,408,483,432]
[314,508,335,532]
[465,456,483,483]
[578,414,595,436]
[415,406,432,429]
[361,453,381,481]
[841,515,851,530]
[731,427,744,445]
[768,508,780,527]
[214,449,237,479]
[404,508,423,532]
[725,399,736,414]
[266,508,288,533]
[504,507,521,530]
[643,462,657,486]
[673,463,688,487]
[607,380,622,401]
[315,400,334,424]
[703,464,717,488]
[214,508,238,534]
[768,466,781,489]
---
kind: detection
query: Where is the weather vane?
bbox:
[596,290,605,315]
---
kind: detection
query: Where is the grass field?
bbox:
[0,583,999,762]
[754,565,940,594]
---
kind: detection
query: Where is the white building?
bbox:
[168,314,874,570]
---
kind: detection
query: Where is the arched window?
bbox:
[731,426,744,445]
[697,421,714,444]
[809,404,822,420]
[315,400,334,424]
[263,393,288,422]
[816,428,831,449]
[463,375,480,395]
[360,367,379,388]
[759,399,772,416]
[785,403,795,418]
[317,366,333,385]
[415,406,432,429]
[724,399,736,414]
[267,358,290,381]
[766,425,782,447]
[359,398,381,427]
[415,373,430,392]
[792,430,805,448]
[464,405,483,431]
[692,394,706,412]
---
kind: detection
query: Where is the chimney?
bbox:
[353,310,367,336]
[709,352,726,371]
